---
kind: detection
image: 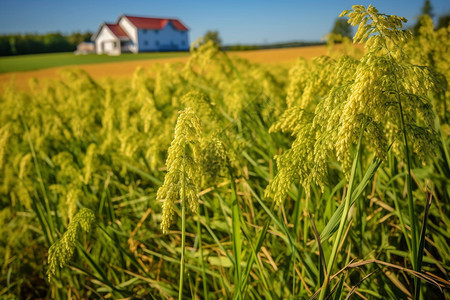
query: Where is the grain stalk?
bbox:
[318,125,364,300]
[338,5,443,296]
[179,161,187,300]
[197,210,208,300]
[157,107,202,299]
[377,22,420,297]
[228,163,242,300]
[393,67,420,295]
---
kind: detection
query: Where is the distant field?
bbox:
[0,45,364,92]
[0,52,189,73]
[0,45,353,74]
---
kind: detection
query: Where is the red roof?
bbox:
[105,24,130,38]
[124,15,188,31]
[170,19,189,31]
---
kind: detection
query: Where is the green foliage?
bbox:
[437,14,450,30]
[412,0,435,36]
[228,44,258,51]
[0,31,93,56]
[421,0,434,18]
[330,18,353,38]
[203,30,222,47]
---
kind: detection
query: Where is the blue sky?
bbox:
[0,0,449,45]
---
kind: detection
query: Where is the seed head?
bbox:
[157,107,202,234]
[47,208,95,281]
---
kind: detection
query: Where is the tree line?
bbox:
[0,31,93,56]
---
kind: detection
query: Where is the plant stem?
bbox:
[388,151,411,254]
[318,125,364,300]
[390,60,419,296]
[228,164,242,300]
[378,25,420,295]
[24,120,55,244]
[179,163,186,300]
[197,211,208,300]
[397,87,418,267]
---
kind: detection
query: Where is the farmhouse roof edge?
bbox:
[119,14,189,31]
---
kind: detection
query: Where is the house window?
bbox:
[144,41,148,46]
[143,29,147,34]
[154,30,159,34]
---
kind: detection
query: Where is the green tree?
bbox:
[43,33,72,52]
[413,0,434,35]
[330,18,352,38]
[67,31,93,47]
[421,0,434,18]
[436,14,450,29]
[203,30,222,47]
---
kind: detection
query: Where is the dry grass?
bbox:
[0,56,189,92]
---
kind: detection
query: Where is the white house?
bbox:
[91,15,189,55]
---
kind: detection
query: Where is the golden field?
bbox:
[0,45,364,92]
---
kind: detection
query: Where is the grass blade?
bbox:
[197,212,209,300]
[228,165,242,299]
[414,189,433,299]
[239,220,271,298]
[320,155,383,241]
[310,213,327,285]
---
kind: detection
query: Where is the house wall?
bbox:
[137,22,189,52]
[118,18,138,53]
[95,27,121,55]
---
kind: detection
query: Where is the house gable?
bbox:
[118,16,138,42]
[92,24,121,55]
[105,24,130,40]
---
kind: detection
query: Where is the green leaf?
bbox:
[320,156,383,241]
